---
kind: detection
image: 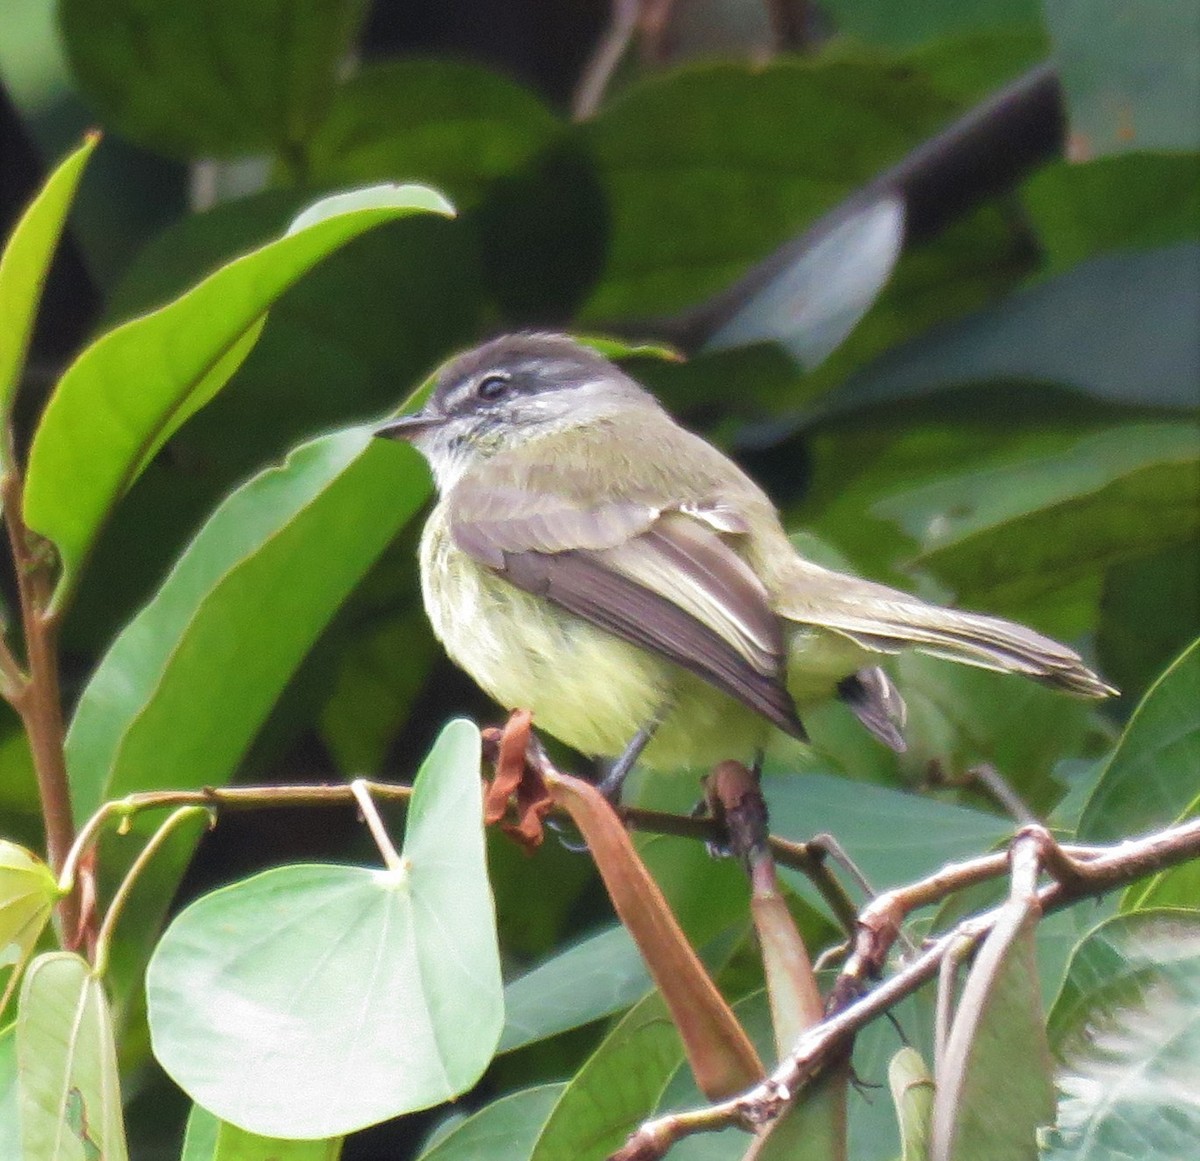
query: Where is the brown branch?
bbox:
[1,470,77,938]
[611,818,1200,1160]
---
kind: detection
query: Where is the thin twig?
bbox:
[91,806,214,976]
[612,817,1200,1159]
[572,0,640,121]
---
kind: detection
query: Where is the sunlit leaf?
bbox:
[0,133,97,463]
[1078,637,1200,842]
[1043,911,1200,1159]
[0,841,59,1003]
[17,952,128,1161]
[24,184,451,610]
[147,720,501,1138]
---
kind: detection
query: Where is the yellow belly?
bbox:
[419,511,774,769]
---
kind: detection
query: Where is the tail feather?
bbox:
[784,571,1117,699]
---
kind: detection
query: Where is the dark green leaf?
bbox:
[416,1084,565,1161]
[24,184,451,610]
[59,0,369,159]
[1023,153,1200,274]
[1043,911,1200,1159]
[17,952,128,1160]
[66,425,431,821]
[876,423,1200,616]
[1078,637,1200,842]
[147,720,502,1138]
[579,56,960,320]
[304,60,559,205]
[834,246,1200,412]
[816,0,1041,48]
[1043,0,1200,156]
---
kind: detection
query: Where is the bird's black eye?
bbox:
[476,372,511,401]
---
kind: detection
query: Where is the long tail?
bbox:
[783,565,1117,699]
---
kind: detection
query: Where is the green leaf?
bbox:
[304,60,560,205]
[147,720,502,1138]
[180,1104,343,1160]
[416,1084,565,1161]
[16,951,128,1161]
[836,246,1200,412]
[500,924,650,1053]
[23,183,451,611]
[579,55,960,320]
[930,890,1053,1160]
[1043,911,1200,1159]
[704,194,905,371]
[876,423,1200,615]
[0,840,59,981]
[1078,638,1200,842]
[816,0,1041,48]
[1043,0,1200,156]
[1098,542,1200,704]
[889,1048,934,1161]
[760,772,1013,899]
[59,0,369,159]
[66,425,430,822]
[0,133,97,463]
[529,991,686,1161]
[0,1024,17,1161]
[1022,153,1200,275]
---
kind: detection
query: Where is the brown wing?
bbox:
[449,489,806,740]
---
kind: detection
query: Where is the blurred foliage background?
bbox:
[1,0,1197,1157]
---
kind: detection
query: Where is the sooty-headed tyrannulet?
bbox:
[376,333,1114,789]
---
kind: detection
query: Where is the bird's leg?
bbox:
[597,713,664,802]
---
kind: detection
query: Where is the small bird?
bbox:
[377,333,1115,792]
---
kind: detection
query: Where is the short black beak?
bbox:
[374,412,442,441]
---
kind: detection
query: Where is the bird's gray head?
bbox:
[375,333,659,492]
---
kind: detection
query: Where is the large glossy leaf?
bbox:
[875,422,1200,614]
[23,183,451,610]
[579,56,960,320]
[59,0,369,159]
[1043,911,1200,1158]
[304,60,560,205]
[834,246,1200,412]
[147,720,502,1138]
[1022,153,1200,274]
[66,425,430,821]
[180,1105,342,1161]
[416,1084,565,1161]
[1043,0,1200,156]
[16,952,128,1161]
[1077,637,1200,842]
[0,133,97,460]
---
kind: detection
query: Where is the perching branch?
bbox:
[611,818,1200,1160]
